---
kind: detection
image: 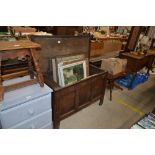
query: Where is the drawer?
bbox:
[9,109,52,129]
[41,122,53,129]
[0,93,51,128]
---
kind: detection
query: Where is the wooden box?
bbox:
[31,35,107,128]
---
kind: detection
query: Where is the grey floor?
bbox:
[60,74,155,129]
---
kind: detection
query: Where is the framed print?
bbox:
[58,60,87,87]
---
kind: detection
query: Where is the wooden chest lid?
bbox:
[0,40,41,51]
[31,35,90,58]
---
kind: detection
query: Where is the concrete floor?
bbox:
[60,74,155,129]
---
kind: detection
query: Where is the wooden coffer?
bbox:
[31,35,107,128]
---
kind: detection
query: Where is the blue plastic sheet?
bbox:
[116,73,148,90]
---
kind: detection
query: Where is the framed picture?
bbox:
[58,60,87,87]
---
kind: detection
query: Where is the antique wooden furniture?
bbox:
[31,35,107,128]
[107,71,127,101]
[0,76,52,129]
[119,52,154,74]
[0,40,44,101]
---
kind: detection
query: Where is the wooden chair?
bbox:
[0,40,44,101]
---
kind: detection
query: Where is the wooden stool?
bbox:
[0,40,44,101]
[107,71,127,101]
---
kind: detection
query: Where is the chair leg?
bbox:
[30,49,44,87]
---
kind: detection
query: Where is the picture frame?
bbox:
[58,60,87,87]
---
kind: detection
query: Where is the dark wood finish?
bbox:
[0,40,44,101]
[53,26,83,35]
[120,52,154,74]
[2,67,28,75]
[31,35,107,128]
[125,26,142,52]
[107,71,127,101]
[31,35,90,73]
[45,65,107,128]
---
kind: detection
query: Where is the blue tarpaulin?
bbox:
[116,73,148,90]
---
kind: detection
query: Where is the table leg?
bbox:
[0,57,4,101]
[109,80,113,101]
[99,97,104,106]
[30,49,44,87]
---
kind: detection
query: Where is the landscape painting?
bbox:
[61,60,87,86]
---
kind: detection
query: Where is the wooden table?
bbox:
[0,40,44,101]
[119,52,155,92]
[120,52,155,74]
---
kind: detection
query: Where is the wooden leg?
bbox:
[99,97,103,106]
[53,120,60,129]
[30,49,44,87]
[27,55,34,79]
[0,58,4,101]
[99,77,107,106]
[147,67,150,76]
[109,80,113,101]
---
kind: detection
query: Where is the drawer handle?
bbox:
[30,124,35,129]
[28,109,34,115]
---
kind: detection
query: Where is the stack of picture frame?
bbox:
[48,54,89,87]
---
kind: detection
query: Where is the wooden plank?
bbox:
[2,70,29,80]
[2,67,28,74]
[0,40,40,51]
[4,79,37,92]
